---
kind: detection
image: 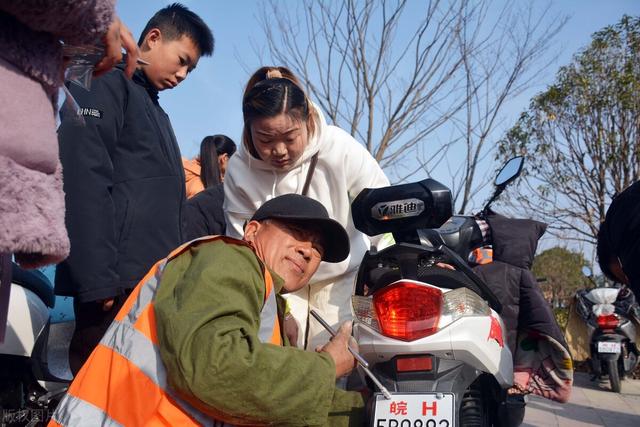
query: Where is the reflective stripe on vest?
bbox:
[50,236,280,427]
[50,394,123,427]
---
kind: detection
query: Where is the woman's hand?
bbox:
[94,16,140,78]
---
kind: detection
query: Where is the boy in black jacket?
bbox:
[56,3,214,374]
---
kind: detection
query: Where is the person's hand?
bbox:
[100,298,115,312]
[283,314,299,347]
[436,262,455,270]
[94,15,140,78]
[317,322,357,378]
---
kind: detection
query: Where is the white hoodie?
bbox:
[224,109,389,285]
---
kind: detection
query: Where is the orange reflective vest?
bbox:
[49,236,281,426]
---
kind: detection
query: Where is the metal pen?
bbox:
[310,310,392,400]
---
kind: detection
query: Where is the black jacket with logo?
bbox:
[55,65,185,303]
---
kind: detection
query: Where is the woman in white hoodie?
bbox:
[224,66,389,350]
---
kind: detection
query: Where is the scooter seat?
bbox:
[11,262,56,308]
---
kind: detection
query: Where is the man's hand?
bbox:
[283,314,299,347]
[317,322,357,378]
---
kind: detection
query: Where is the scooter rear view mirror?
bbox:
[494,156,524,187]
[483,156,525,213]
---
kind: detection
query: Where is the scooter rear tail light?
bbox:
[372,281,442,341]
[395,355,433,372]
[439,287,490,329]
[352,295,380,330]
[352,283,490,341]
[597,314,619,329]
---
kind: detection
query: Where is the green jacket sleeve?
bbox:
[154,240,363,426]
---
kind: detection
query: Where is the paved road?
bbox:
[523,372,640,426]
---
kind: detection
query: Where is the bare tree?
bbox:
[258,0,565,212]
[449,2,566,212]
[498,16,640,244]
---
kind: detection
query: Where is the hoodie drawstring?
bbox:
[270,169,278,198]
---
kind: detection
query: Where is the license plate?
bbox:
[372,393,455,427]
[598,341,621,353]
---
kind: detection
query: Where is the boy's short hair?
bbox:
[138,3,214,57]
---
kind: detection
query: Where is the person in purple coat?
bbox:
[0,0,138,341]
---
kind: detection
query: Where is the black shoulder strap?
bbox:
[301,153,319,196]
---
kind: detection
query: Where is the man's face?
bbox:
[140,29,200,91]
[244,219,323,292]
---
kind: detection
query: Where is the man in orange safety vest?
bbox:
[50,194,364,426]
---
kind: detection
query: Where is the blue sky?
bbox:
[116,0,639,160]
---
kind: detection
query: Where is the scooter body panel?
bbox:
[0,284,48,357]
[354,314,513,388]
[618,320,637,344]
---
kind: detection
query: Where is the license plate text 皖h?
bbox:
[373,393,455,427]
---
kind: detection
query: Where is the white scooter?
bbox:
[349,159,524,426]
[0,263,69,424]
[575,285,639,393]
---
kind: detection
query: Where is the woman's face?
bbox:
[218,153,229,180]
[250,113,308,169]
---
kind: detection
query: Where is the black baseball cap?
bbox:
[250,194,350,263]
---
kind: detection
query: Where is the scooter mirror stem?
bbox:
[482,186,504,215]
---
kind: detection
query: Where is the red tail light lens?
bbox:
[597,314,619,329]
[396,356,433,372]
[373,281,442,341]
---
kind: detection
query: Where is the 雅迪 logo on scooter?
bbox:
[372,198,425,220]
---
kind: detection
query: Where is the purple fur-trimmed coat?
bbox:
[0,1,114,268]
